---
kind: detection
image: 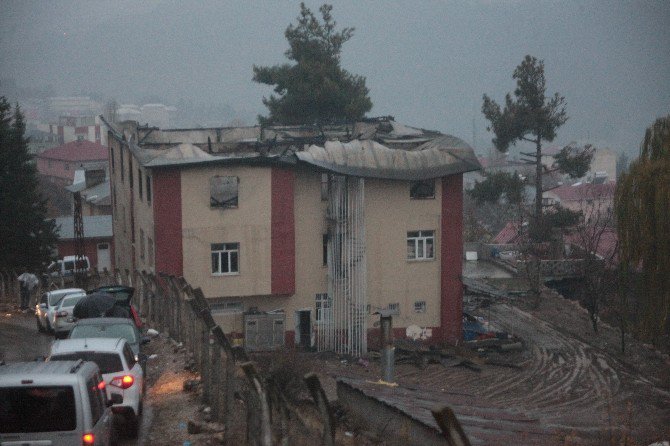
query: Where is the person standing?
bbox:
[17,272,39,312]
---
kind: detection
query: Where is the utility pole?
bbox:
[73,191,86,288]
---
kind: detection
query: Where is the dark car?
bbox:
[87,286,142,329]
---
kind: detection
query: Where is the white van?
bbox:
[0,359,121,446]
[48,256,91,282]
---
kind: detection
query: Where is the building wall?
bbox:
[36,157,107,183]
[109,136,133,273]
[180,165,273,297]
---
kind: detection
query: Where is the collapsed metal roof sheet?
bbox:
[296,135,481,180]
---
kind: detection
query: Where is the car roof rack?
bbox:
[69,359,85,373]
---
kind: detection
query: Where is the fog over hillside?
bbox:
[1,0,668,154]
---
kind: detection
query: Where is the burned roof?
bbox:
[102,116,481,179]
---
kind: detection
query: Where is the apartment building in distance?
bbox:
[105,117,481,353]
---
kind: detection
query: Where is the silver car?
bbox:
[35,288,85,334]
[52,292,87,339]
[0,360,120,446]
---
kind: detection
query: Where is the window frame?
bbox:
[407,230,435,260]
[211,242,240,275]
[210,175,239,209]
[315,293,331,322]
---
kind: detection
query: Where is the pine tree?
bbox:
[615,115,670,343]
[482,56,591,240]
[253,3,372,126]
[0,96,58,272]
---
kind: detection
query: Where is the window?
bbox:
[147,237,154,266]
[210,176,239,208]
[322,234,329,266]
[86,377,103,424]
[414,301,426,313]
[320,173,329,201]
[388,303,400,315]
[140,229,145,261]
[146,175,152,204]
[0,386,76,433]
[315,293,331,322]
[210,301,243,314]
[128,156,133,189]
[138,168,143,200]
[410,180,435,199]
[211,243,239,274]
[123,344,136,369]
[407,230,435,260]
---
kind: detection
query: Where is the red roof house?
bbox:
[36,140,108,184]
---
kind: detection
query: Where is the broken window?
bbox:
[414,301,426,313]
[407,230,435,260]
[410,180,435,199]
[211,243,239,275]
[315,293,331,322]
[210,176,239,208]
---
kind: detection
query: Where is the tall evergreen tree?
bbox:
[0,96,58,272]
[253,3,372,126]
[615,116,670,343]
[482,56,591,240]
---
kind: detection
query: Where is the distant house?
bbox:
[543,182,616,220]
[36,140,108,186]
[106,117,481,351]
[53,215,114,272]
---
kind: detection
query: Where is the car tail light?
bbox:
[56,311,68,318]
[97,381,106,390]
[82,433,95,445]
[110,375,134,389]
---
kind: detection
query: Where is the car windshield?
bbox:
[0,386,76,433]
[59,294,86,308]
[48,292,69,306]
[70,324,137,344]
[50,352,123,374]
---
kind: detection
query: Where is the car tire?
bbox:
[36,317,45,333]
[126,412,139,439]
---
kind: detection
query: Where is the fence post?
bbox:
[266,377,290,446]
[212,326,236,435]
[431,406,471,446]
[210,342,222,421]
[241,362,272,446]
[304,373,335,446]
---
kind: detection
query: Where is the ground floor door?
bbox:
[97,242,111,272]
[297,310,312,347]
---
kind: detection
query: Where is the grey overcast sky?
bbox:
[1,0,668,156]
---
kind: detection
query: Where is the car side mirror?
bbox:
[107,393,123,406]
[141,336,151,345]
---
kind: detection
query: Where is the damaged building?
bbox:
[103,117,481,354]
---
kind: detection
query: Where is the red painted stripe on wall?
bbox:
[153,169,183,277]
[441,175,464,343]
[270,167,296,295]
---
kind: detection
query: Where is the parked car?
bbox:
[52,292,88,339]
[86,286,142,329]
[48,338,144,438]
[68,317,149,362]
[47,256,91,284]
[0,359,121,446]
[35,288,85,333]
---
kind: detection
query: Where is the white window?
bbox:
[211,243,239,275]
[414,301,426,313]
[210,176,239,208]
[315,293,331,322]
[407,230,435,260]
[210,301,243,314]
[388,303,400,315]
